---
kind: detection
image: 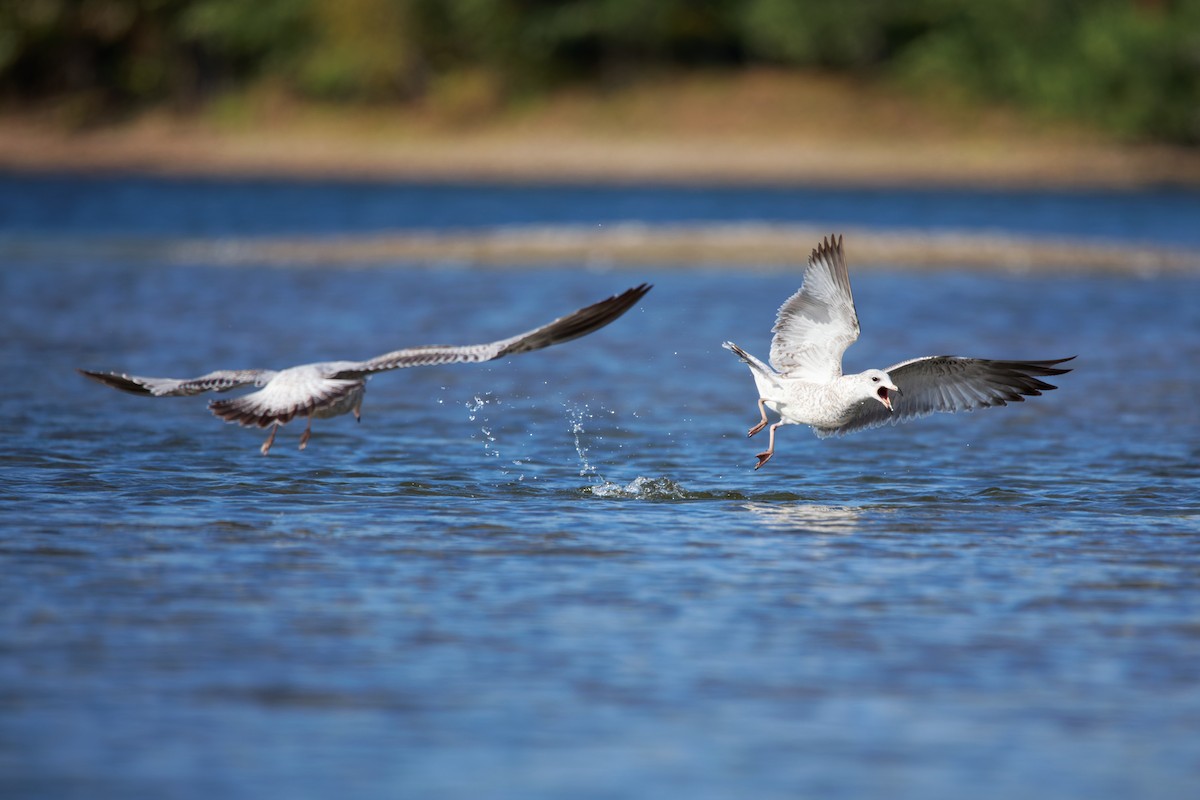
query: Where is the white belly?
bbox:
[764,380,848,429]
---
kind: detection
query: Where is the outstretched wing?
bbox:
[331,284,651,378]
[815,356,1074,438]
[78,369,273,397]
[769,235,860,382]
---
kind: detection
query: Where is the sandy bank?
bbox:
[17,224,1192,275]
[4,71,1200,188]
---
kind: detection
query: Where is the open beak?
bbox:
[877,382,900,412]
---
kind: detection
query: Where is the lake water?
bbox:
[1,174,1198,799]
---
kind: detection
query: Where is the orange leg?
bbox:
[747,398,769,437]
[299,415,313,450]
[260,423,278,456]
[754,422,783,470]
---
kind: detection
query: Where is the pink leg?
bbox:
[260,423,278,456]
[747,398,769,437]
[299,415,313,450]
[754,422,783,470]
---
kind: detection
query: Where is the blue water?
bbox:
[2,175,1199,799]
[2,171,1200,245]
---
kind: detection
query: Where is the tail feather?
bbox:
[208,380,362,428]
[724,341,784,402]
[210,394,292,428]
[722,341,774,376]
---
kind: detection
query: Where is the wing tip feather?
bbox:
[78,369,154,395]
[810,233,845,268]
[496,282,652,357]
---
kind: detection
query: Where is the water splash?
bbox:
[565,402,602,481]
[461,394,537,483]
[584,476,692,500]
[465,393,501,461]
[465,393,494,422]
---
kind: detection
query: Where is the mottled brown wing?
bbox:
[332,284,651,378]
[78,369,272,397]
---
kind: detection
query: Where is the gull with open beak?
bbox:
[724,235,1072,469]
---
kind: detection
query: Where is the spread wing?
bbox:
[78,369,273,397]
[769,235,860,382]
[815,356,1075,438]
[331,284,651,378]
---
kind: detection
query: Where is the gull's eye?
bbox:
[871,375,880,382]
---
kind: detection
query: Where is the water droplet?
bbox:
[565,402,601,481]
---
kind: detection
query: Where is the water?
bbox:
[2,172,1200,245]
[1,175,1199,799]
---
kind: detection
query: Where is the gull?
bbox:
[81,283,651,454]
[723,235,1073,469]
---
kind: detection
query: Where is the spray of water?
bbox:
[587,475,691,500]
[565,402,603,482]
[565,403,689,498]
[465,393,501,460]
[462,393,535,483]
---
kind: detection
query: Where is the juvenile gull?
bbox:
[81,284,651,454]
[723,235,1072,469]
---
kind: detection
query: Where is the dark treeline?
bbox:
[2,0,1197,142]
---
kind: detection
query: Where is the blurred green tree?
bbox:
[0,0,1195,142]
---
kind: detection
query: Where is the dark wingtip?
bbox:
[78,369,153,395]
[812,233,844,265]
[546,282,652,342]
[994,357,1076,397]
[1025,356,1076,377]
[626,283,653,302]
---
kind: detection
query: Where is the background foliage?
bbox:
[1,0,1197,142]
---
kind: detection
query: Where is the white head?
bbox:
[854,369,900,411]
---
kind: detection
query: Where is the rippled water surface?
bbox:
[3,172,1200,244]
[2,175,1199,799]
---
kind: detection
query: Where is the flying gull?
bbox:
[81,284,651,454]
[723,235,1072,469]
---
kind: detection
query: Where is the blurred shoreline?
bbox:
[4,72,1200,188]
[4,72,1199,275]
